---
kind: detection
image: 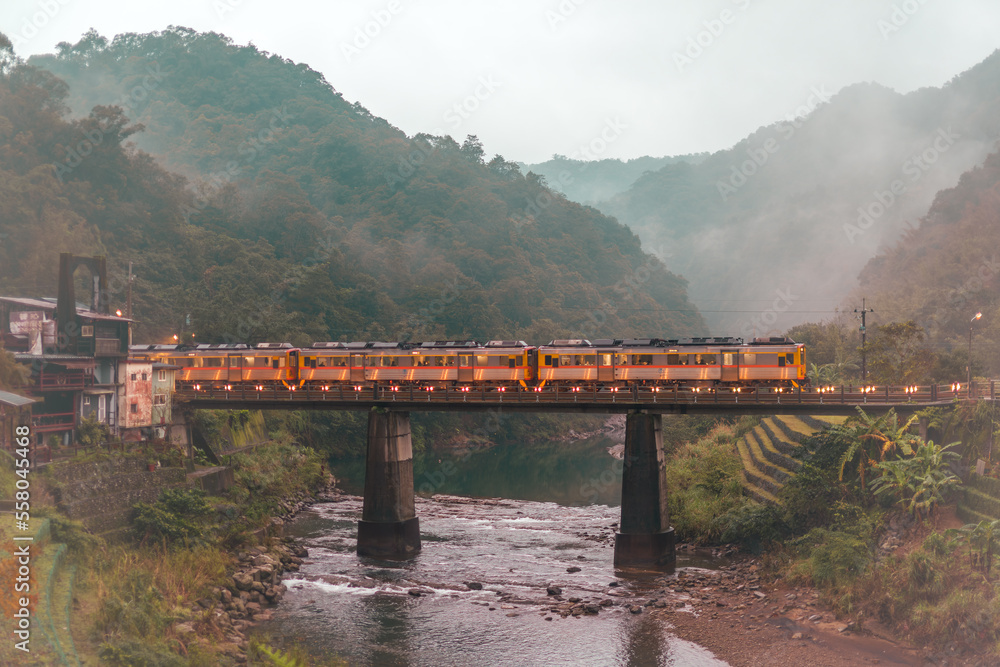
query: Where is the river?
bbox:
[252,437,731,666]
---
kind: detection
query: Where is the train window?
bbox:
[459,355,471,366]
[443,356,456,367]
[743,354,756,365]
[786,353,795,364]
[543,355,552,366]
[580,355,596,366]
[778,356,786,367]
[332,357,348,367]
[696,354,716,365]
[204,357,223,368]
[476,354,489,366]
[667,354,679,365]
[229,357,241,367]
[634,354,652,366]
[508,356,516,369]
[558,355,570,366]
[272,358,280,370]
[723,353,736,366]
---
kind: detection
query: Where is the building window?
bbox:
[158,370,166,382]
[83,396,91,406]
[141,372,148,381]
[80,325,94,337]
[131,373,137,381]
[154,394,166,405]
[130,403,138,414]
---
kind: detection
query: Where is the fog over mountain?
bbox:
[598,51,1000,337]
[519,154,709,207]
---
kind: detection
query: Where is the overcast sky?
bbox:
[2,0,999,163]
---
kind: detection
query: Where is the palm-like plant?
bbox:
[871,440,961,519]
[836,407,921,490]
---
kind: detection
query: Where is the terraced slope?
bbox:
[736,415,846,504]
[958,474,1000,524]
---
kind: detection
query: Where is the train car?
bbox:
[131,343,302,390]
[536,336,806,388]
[299,342,360,385]
[536,339,616,385]
[365,340,535,387]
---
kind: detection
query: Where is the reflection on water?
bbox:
[254,496,728,666]
[334,436,625,507]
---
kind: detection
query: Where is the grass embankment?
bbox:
[29,435,332,666]
[674,410,1000,661]
[664,416,775,547]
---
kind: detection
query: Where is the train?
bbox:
[130,336,807,392]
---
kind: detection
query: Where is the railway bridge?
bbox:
[173,382,993,570]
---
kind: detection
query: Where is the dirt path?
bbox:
[649,562,923,666]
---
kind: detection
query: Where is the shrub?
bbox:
[717,503,788,553]
[788,527,873,589]
[133,488,213,546]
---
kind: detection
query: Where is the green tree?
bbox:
[863,321,936,384]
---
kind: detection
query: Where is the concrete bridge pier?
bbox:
[357,408,421,559]
[614,411,675,569]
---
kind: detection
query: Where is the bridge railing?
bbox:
[171,381,994,407]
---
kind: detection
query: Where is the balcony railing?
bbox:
[36,370,92,391]
[96,337,124,356]
[32,412,76,434]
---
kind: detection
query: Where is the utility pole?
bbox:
[125,261,133,319]
[855,298,874,385]
[126,261,134,348]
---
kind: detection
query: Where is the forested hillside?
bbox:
[601,52,1000,335]
[519,153,708,206]
[1,28,705,345]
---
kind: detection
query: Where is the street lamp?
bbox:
[969,312,982,397]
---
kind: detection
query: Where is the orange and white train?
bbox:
[130,336,807,391]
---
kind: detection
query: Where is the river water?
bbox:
[253,438,729,666]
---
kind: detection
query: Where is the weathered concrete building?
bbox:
[151,362,179,439]
[0,254,132,445]
[120,357,153,441]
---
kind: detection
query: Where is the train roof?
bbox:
[485,340,530,348]
[418,340,480,349]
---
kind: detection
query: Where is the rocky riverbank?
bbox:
[174,481,341,663]
[475,551,927,666]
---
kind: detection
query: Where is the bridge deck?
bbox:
[173,383,991,414]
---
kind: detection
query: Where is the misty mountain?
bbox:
[519,154,708,207]
[15,28,705,343]
[847,147,1000,375]
[599,52,1000,337]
